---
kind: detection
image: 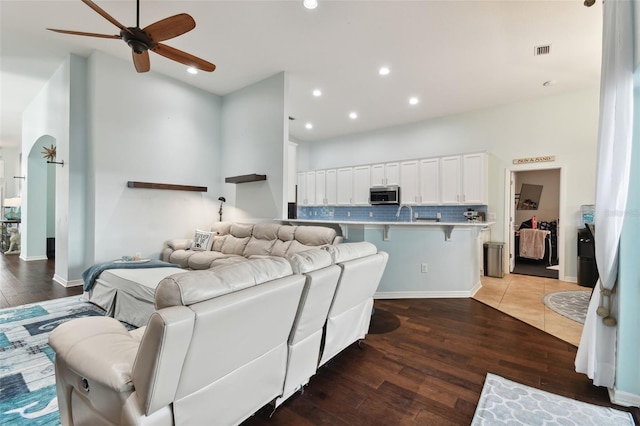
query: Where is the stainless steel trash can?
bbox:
[483,242,504,278]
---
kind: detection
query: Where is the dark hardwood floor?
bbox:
[1,254,638,424]
[0,254,82,308]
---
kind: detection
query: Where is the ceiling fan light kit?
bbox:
[47,0,216,74]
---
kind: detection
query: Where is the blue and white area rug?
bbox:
[542,290,591,324]
[472,373,634,425]
[0,296,108,425]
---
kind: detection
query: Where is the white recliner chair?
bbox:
[50,257,305,426]
[319,242,389,366]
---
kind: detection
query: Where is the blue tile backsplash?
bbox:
[297,205,488,223]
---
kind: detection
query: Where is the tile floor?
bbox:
[474,273,592,346]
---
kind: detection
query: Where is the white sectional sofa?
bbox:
[86,222,341,327]
[50,241,388,426]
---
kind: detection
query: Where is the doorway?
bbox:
[505,165,564,280]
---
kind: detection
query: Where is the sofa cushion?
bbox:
[230,223,254,238]
[294,226,336,246]
[211,222,232,236]
[270,240,292,257]
[252,222,281,240]
[155,257,293,308]
[221,236,250,255]
[212,235,227,252]
[287,249,332,274]
[323,241,378,264]
[243,237,277,257]
[169,250,194,268]
[165,239,192,251]
[187,251,241,270]
[277,225,296,242]
[285,240,323,256]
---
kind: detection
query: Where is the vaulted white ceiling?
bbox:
[0,0,602,149]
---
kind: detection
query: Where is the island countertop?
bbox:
[284,219,495,241]
[286,219,494,227]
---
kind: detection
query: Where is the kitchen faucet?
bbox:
[396,204,413,222]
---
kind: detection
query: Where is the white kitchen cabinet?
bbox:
[313,169,337,205]
[419,158,440,204]
[353,165,371,205]
[371,162,400,187]
[325,169,337,205]
[462,153,488,204]
[315,170,326,205]
[297,171,317,206]
[336,167,353,205]
[296,172,306,205]
[399,160,419,204]
[440,155,462,204]
[305,171,317,205]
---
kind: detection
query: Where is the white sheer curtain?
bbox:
[575,0,634,388]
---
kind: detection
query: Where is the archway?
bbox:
[24,135,56,261]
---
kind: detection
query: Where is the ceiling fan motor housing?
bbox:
[121,27,154,53]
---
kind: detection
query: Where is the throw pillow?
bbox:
[191,229,215,251]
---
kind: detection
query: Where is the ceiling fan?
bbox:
[47,0,215,73]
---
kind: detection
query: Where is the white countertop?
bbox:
[286,219,495,227]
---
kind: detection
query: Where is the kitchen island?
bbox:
[285,219,495,298]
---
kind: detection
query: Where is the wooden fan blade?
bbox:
[47,28,121,39]
[81,0,133,35]
[143,13,195,42]
[152,43,216,72]
[132,50,150,73]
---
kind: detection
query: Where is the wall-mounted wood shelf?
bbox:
[225,174,267,184]
[127,181,207,192]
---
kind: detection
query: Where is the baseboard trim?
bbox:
[608,387,640,408]
[375,288,478,299]
[19,255,49,261]
[53,275,83,288]
[563,275,577,283]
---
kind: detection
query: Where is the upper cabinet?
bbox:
[297,171,317,206]
[399,160,419,204]
[353,165,371,205]
[440,156,462,204]
[440,153,488,205]
[418,158,440,205]
[371,162,399,187]
[315,170,326,205]
[336,167,354,205]
[461,153,488,205]
[325,169,337,205]
[299,152,487,207]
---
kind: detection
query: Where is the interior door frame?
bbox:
[503,163,566,280]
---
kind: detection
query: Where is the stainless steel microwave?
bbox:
[370,186,400,205]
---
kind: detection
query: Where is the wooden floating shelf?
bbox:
[127,181,207,192]
[225,174,267,184]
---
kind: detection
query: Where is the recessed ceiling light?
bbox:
[303,0,318,9]
[409,97,419,105]
[379,66,390,76]
[187,67,198,75]
[349,112,358,119]
[313,89,322,97]
[305,122,313,129]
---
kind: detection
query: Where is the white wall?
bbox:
[300,88,600,278]
[220,72,288,221]
[22,60,71,267]
[88,52,223,263]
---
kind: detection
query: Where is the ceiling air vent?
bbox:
[534,44,551,56]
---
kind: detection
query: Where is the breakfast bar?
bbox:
[286,219,494,299]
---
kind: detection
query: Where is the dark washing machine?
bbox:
[577,224,598,288]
